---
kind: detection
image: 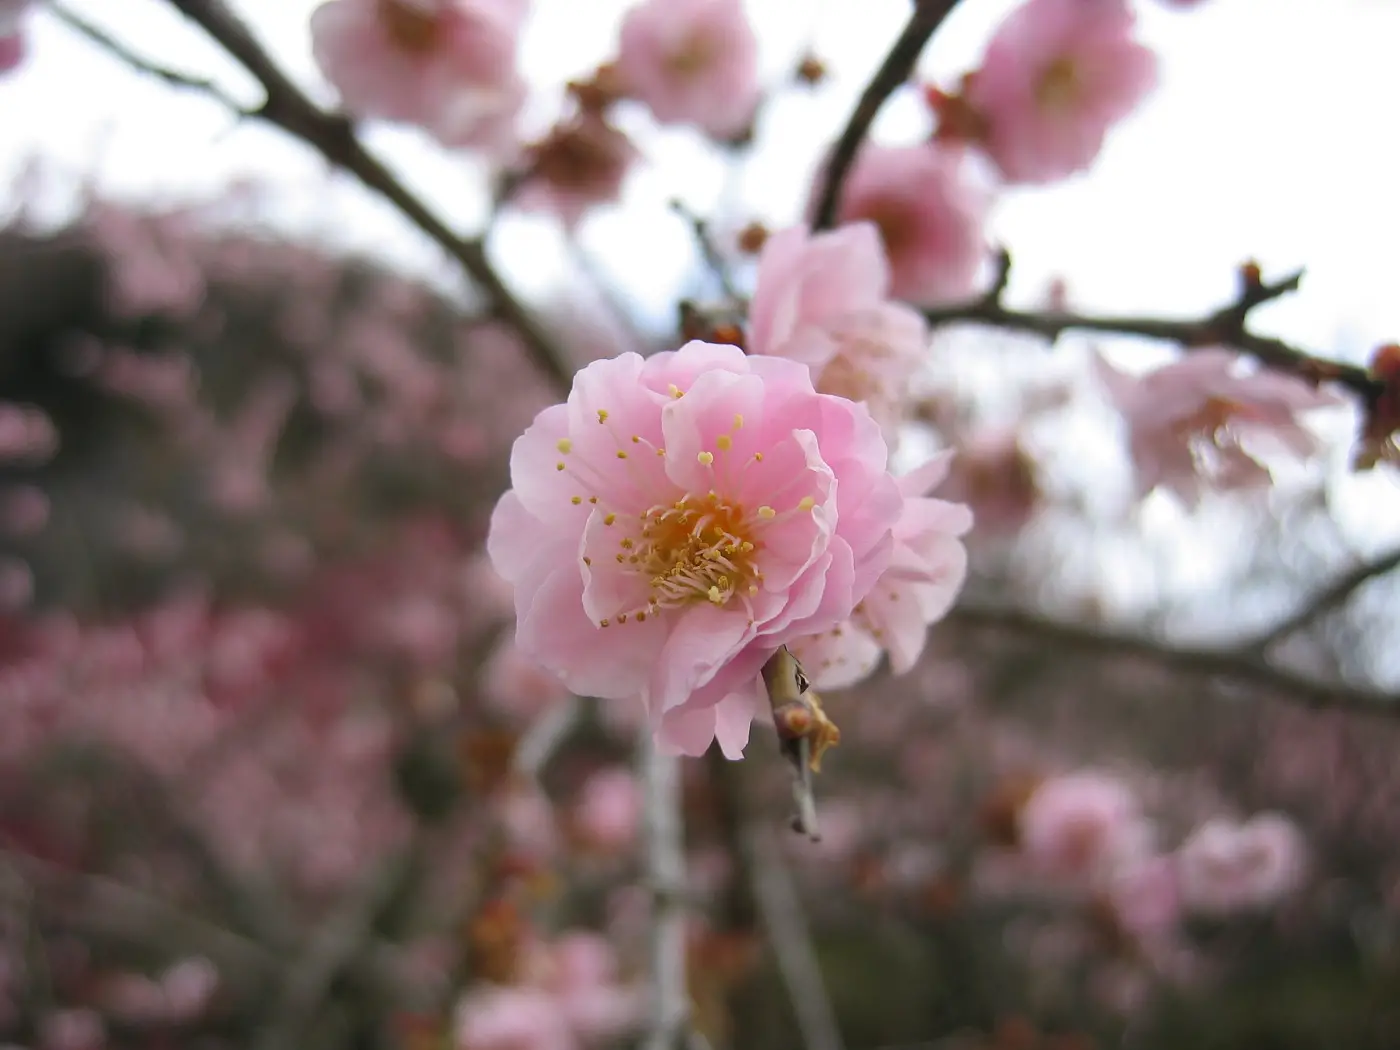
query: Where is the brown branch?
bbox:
[159,0,573,389]
[810,0,964,231]
[1247,545,1400,653]
[926,260,1381,400]
[950,603,1400,720]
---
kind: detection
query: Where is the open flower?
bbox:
[1017,771,1151,883]
[965,0,1157,184]
[825,144,990,306]
[310,0,527,152]
[748,223,930,441]
[615,0,759,140]
[487,341,905,758]
[790,452,971,690]
[1095,348,1341,505]
[1175,813,1305,915]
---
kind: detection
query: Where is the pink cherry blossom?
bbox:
[310,0,527,152]
[513,113,639,229]
[1018,771,1151,882]
[615,0,760,140]
[965,0,1158,185]
[1094,348,1342,505]
[453,986,575,1050]
[0,0,30,75]
[748,222,931,441]
[791,452,972,690]
[537,933,643,1042]
[1104,854,1181,944]
[487,341,905,758]
[1175,812,1306,915]
[941,428,1041,535]
[572,766,642,851]
[483,636,574,720]
[827,145,991,306]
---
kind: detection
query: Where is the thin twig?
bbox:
[512,694,582,780]
[926,260,1380,400]
[950,603,1400,719]
[50,3,247,113]
[641,731,691,1050]
[1247,545,1400,653]
[669,199,742,304]
[747,833,846,1050]
[810,0,964,231]
[158,0,573,388]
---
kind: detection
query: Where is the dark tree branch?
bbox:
[150,0,573,389]
[1247,545,1400,654]
[810,0,963,231]
[950,604,1400,720]
[926,259,1381,400]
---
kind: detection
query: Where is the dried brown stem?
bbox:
[810,0,964,231]
[153,0,573,388]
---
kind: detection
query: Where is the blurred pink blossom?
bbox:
[514,113,639,229]
[311,0,527,152]
[0,402,58,464]
[0,484,50,537]
[483,636,573,720]
[1175,812,1306,915]
[1094,348,1341,505]
[453,986,575,1050]
[792,452,972,690]
[748,222,930,440]
[965,0,1157,184]
[1019,771,1151,882]
[1104,854,1181,945]
[828,144,990,306]
[536,933,644,1042]
[941,428,1041,535]
[487,341,905,758]
[0,0,27,76]
[38,1008,105,1050]
[572,766,641,852]
[615,0,759,140]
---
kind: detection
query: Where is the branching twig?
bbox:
[926,259,1380,400]
[153,0,573,388]
[670,199,742,304]
[950,603,1400,720]
[810,0,964,231]
[641,732,691,1050]
[1247,545,1400,653]
[51,3,247,113]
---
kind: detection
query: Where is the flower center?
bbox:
[1036,56,1081,111]
[635,494,759,610]
[378,0,442,53]
[664,30,718,78]
[531,117,629,192]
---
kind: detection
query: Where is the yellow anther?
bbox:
[716,435,732,451]
[616,450,628,459]
[556,462,565,471]
[556,438,573,453]
[571,496,582,505]
[733,414,744,429]
[798,496,815,511]
[604,513,617,526]
[758,506,776,519]
[697,451,714,465]
[597,409,609,423]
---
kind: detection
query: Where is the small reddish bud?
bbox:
[710,323,745,350]
[794,53,827,85]
[567,61,626,113]
[978,773,1044,848]
[924,80,985,143]
[773,701,814,740]
[1239,259,1263,291]
[736,221,769,255]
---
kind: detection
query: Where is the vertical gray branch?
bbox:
[641,733,690,1050]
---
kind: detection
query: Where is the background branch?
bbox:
[154,0,573,389]
[810,0,964,231]
[1247,545,1400,653]
[949,603,1400,720]
[642,732,692,1050]
[926,260,1379,399]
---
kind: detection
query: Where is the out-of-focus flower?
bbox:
[963,0,1157,184]
[790,452,972,690]
[1094,348,1341,505]
[0,1,31,75]
[615,0,759,140]
[1103,854,1181,945]
[0,402,58,465]
[537,933,644,1042]
[514,113,639,229]
[1018,771,1150,882]
[941,428,1041,535]
[748,222,930,441]
[1175,813,1306,915]
[453,986,575,1050]
[826,145,990,306]
[572,766,641,852]
[310,0,527,152]
[487,341,906,758]
[483,636,574,720]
